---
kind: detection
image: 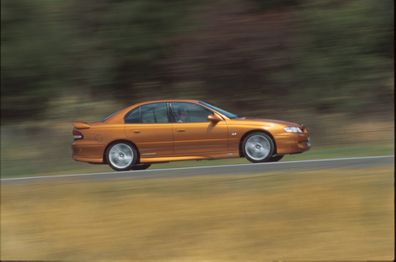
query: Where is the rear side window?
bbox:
[141,103,169,123]
[124,107,140,123]
[124,103,170,123]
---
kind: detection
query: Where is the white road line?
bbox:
[1,155,394,182]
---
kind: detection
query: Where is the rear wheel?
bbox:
[242,132,275,163]
[106,142,137,171]
[131,164,151,170]
[268,155,284,162]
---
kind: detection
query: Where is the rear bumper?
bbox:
[72,141,105,163]
[274,132,311,155]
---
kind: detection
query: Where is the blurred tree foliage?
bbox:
[1,0,393,120]
[295,0,394,114]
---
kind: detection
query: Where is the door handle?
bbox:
[133,130,141,134]
[176,129,186,132]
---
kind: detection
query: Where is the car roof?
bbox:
[139,99,200,104]
[131,99,204,108]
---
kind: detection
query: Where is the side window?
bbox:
[172,102,212,123]
[140,103,169,123]
[124,107,140,123]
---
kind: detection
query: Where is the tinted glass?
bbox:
[124,107,140,123]
[172,102,212,123]
[141,103,169,123]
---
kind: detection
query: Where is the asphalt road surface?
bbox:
[2,155,393,184]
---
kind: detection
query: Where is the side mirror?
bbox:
[208,114,222,122]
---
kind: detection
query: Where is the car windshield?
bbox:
[199,101,238,119]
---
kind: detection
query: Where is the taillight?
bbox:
[73,129,84,140]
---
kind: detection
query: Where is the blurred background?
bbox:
[1,1,394,260]
[1,0,394,177]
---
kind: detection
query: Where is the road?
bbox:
[1,155,393,184]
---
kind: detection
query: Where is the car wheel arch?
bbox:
[103,139,140,164]
[239,129,277,157]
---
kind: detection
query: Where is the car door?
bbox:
[124,102,174,158]
[170,102,229,157]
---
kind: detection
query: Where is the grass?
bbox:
[1,164,394,261]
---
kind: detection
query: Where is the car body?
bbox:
[72,100,311,171]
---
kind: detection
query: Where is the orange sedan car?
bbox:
[72,100,310,171]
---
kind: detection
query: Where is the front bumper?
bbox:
[274,131,311,155]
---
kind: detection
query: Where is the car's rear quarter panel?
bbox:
[72,124,126,163]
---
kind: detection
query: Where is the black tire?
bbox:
[242,132,275,163]
[105,142,138,171]
[131,164,151,170]
[268,155,284,162]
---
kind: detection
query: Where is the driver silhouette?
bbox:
[176,107,188,122]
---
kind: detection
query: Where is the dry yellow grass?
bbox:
[1,165,394,261]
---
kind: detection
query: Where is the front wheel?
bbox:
[131,164,151,170]
[268,155,284,162]
[242,132,275,163]
[106,142,138,171]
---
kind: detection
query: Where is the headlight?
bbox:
[284,126,303,133]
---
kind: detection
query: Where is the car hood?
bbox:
[231,117,302,127]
